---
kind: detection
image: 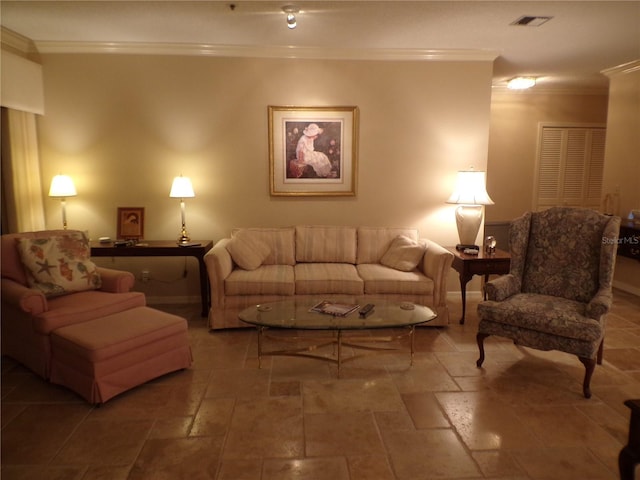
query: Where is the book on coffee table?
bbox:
[310,301,360,317]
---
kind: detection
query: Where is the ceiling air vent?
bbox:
[511,16,553,27]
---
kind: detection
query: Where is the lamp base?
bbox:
[454,205,483,248]
[177,227,191,244]
[455,244,479,251]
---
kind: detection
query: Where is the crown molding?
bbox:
[33,41,499,62]
[1,27,41,62]
[491,85,609,96]
[601,59,640,78]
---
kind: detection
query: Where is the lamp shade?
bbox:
[48,175,77,197]
[446,170,494,206]
[169,176,195,198]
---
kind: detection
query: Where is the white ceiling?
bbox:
[2,1,639,93]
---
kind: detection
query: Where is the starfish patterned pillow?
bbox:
[17,232,102,297]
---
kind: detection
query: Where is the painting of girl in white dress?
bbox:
[285,121,342,179]
[268,105,357,196]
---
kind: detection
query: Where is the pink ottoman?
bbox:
[50,306,192,404]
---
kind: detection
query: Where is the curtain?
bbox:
[1,107,45,233]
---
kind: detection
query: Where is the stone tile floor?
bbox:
[2,290,639,479]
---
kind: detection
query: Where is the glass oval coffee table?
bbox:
[239,297,437,376]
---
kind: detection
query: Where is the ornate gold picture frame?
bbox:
[268,106,358,196]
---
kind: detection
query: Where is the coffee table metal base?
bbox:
[256,325,417,377]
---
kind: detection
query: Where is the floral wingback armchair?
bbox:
[476,207,620,398]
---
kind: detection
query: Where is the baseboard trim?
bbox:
[447,291,483,301]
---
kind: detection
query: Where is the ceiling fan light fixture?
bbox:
[287,13,296,29]
[282,5,298,29]
[507,76,536,90]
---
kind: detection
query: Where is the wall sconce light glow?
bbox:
[282,5,298,29]
[507,77,536,90]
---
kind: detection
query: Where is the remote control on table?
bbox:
[359,304,375,317]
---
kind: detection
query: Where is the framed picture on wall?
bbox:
[268,105,359,196]
[117,207,144,240]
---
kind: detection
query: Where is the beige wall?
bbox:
[602,62,640,295]
[486,91,609,223]
[37,54,493,300]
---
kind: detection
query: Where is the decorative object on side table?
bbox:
[446,167,494,250]
[169,175,195,244]
[117,207,144,240]
[484,235,497,254]
[48,174,77,230]
[268,105,358,197]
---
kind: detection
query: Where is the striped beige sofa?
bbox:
[204,226,454,330]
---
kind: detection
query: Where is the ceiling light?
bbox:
[282,5,298,29]
[507,77,536,90]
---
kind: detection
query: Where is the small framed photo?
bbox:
[268,105,359,196]
[117,207,144,240]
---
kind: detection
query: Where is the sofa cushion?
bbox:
[231,228,295,266]
[225,265,295,296]
[357,227,419,264]
[294,263,364,295]
[17,232,102,297]
[380,235,425,272]
[226,231,271,271]
[295,226,357,263]
[357,264,433,295]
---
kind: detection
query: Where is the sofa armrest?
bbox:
[422,240,454,310]
[97,267,135,293]
[204,238,233,308]
[484,274,519,301]
[1,278,48,315]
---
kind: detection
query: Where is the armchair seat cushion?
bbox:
[35,291,146,335]
[478,293,603,342]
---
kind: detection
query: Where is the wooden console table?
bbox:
[446,246,511,325]
[90,240,213,317]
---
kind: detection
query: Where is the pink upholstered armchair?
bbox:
[1,230,145,379]
[476,207,620,398]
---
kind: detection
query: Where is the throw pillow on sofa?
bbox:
[17,231,102,297]
[226,231,271,270]
[380,235,425,272]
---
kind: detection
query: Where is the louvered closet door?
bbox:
[534,126,606,211]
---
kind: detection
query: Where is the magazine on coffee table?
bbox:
[310,301,360,317]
